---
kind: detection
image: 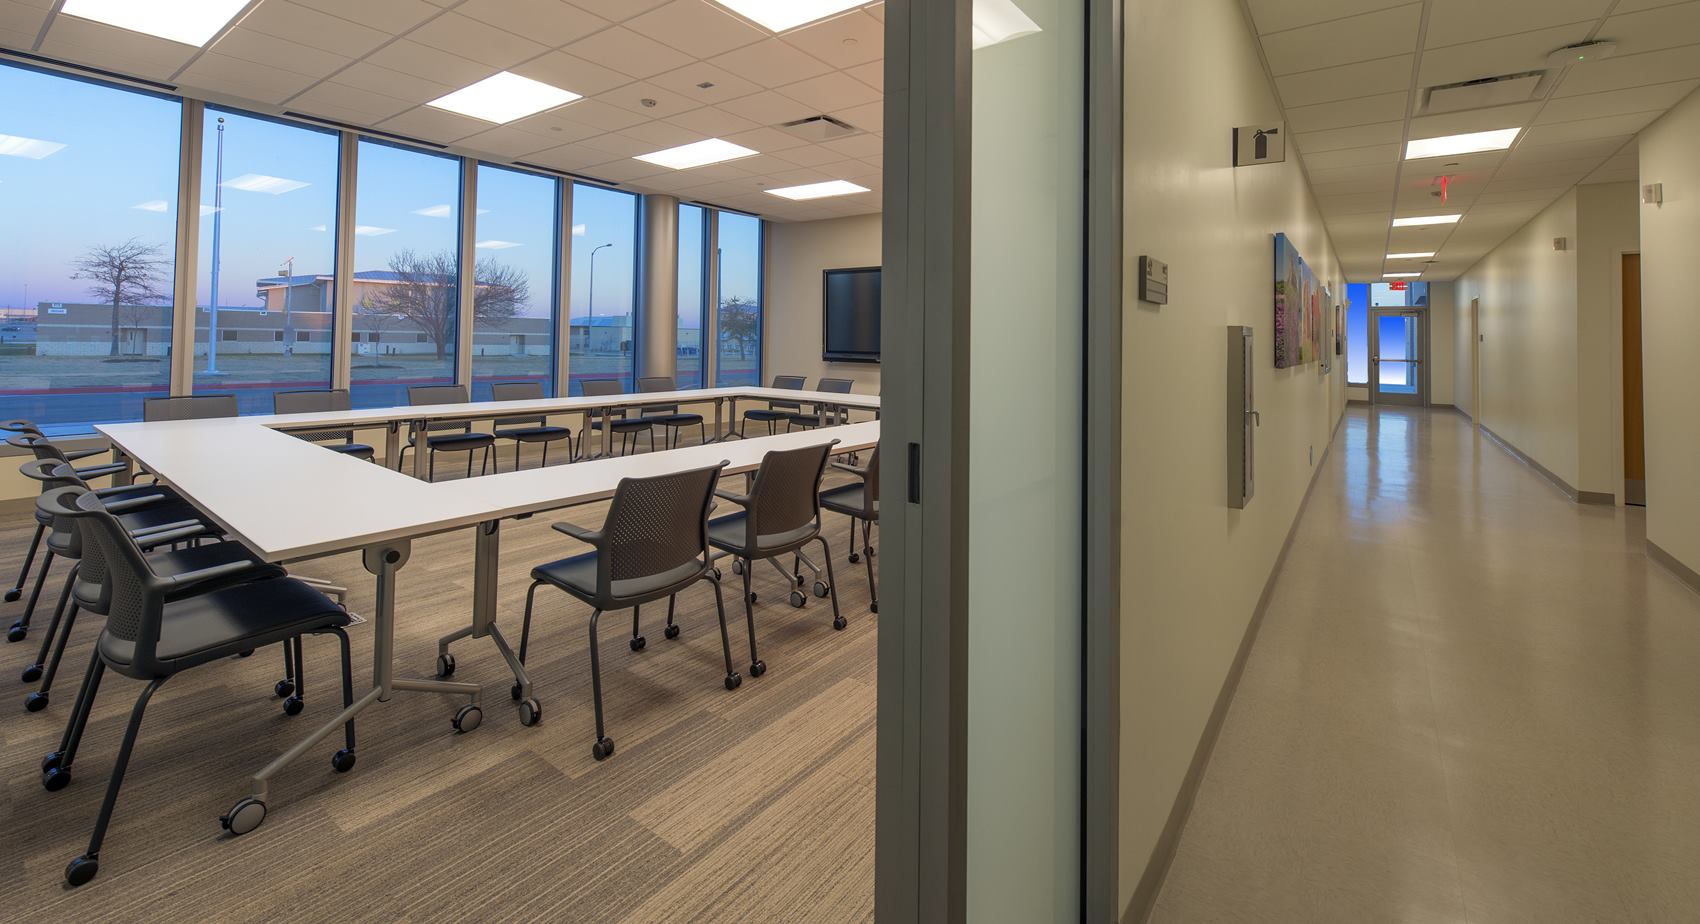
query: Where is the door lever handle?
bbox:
[1248,410,1261,427]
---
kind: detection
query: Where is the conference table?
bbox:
[94,385,879,831]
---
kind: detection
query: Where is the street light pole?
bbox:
[588,242,611,356]
[207,117,225,375]
[280,256,295,356]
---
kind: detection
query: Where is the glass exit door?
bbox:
[1371,309,1424,406]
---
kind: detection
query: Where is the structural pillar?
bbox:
[638,193,679,381]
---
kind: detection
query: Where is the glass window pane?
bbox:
[350,139,461,409]
[0,62,181,435]
[196,109,339,414]
[568,184,637,395]
[471,164,558,399]
[1347,282,1368,384]
[677,204,705,389]
[715,211,761,387]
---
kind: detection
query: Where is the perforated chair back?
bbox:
[816,378,854,394]
[742,441,836,553]
[490,381,549,428]
[274,389,358,445]
[143,394,237,422]
[37,483,87,561]
[860,445,881,518]
[10,433,75,467]
[594,462,726,606]
[65,491,168,673]
[637,376,680,416]
[581,378,628,422]
[769,374,805,413]
[408,384,473,434]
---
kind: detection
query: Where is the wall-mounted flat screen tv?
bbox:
[823,266,881,363]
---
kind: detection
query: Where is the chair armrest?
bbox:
[72,462,128,480]
[159,559,262,591]
[133,523,214,547]
[94,483,159,497]
[552,521,604,546]
[714,488,751,507]
[830,462,868,478]
[64,447,108,462]
[102,492,167,514]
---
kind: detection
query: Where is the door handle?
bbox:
[1247,410,1261,427]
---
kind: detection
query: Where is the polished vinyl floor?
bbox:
[0,441,876,922]
[1153,406,1700,923]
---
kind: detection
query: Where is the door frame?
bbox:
[1613,250,1642,507]
[1469,297,1480,422]
[1368,307,1428,407]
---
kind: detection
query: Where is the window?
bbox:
[568,184,638,395]
[195,109,339,415]
[677,204,707,388]
[0,62,181,435]
[349,139,461,409]
[1346,283,1368,385]
[470,164,559,400]
[715,211,762,386]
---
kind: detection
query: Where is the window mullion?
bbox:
[169,99,205,397]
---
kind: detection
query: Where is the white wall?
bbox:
[762,213,882,396]
[1640,88,1700,570]
[1428,282,1456,407]
[1455,285,1475,419]
[1118,0,1348,911]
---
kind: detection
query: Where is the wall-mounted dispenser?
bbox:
[1228,325,1258,509]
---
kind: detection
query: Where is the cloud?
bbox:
[223,173,310,195]
[0,134,66,159]
[308,224,328,232]
[355,225,396,237]
[476,240,522,250]
[132,200,169,213]
[412,204,452,218]
[572,224,586,236]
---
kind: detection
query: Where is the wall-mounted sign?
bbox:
[1234,124,1285,166]
[1138,256,1168,305]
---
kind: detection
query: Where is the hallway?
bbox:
[1150,406,1700,922]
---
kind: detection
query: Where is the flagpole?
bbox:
[207,116,225,374]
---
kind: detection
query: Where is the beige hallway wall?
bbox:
[761,213,882,395]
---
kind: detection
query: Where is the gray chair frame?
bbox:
[740,374,806,437]
[820,444,880,613]
[580,378,655,457]
[273,389,375,461]
[637,375,707,449]
[786,377,855,431]
[398,384,495,480]
[489,381,574,470]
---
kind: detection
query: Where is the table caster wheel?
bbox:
[42,766,71,791]
[25,691,48,712]
[65,855,99,887]
[518,698,541,727]
[436,652,456,678]
[283,695,304,716]
[732,559,745,575]
[871,602,879,614]
[724,672,742,690]
[511,682,523,701]
[7,623,26,643]
[833,615,848,631]
[813,580,830,598]
[789,590,806,608]
[629,635,646,652]
[592,736,615,761]
[21,663,42,683]
[453,703,483,733]
[750,659,767,678]
[222,797,267,835]
[711,567,723,581]
[3,588,19,603]
[237,649,254,658]
[274,678,295,698]
[332,748,356,773]
[41,750,62,773]
[747,592,758,605]
[664,624,681,640]
[848,551,861,564]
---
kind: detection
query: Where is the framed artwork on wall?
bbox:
[1273,234,1323,369]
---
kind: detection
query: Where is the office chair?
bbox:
[5,425,128,618]
[397,384,495,480]
[820,444,880,613]
[740,374,805,437]
[786,377,855,431]
[52,488,357,887]
[707,441,846,679]
[490,381,573,470]
[637,376,707,448]
[580,378,655,457]
[273,389,375,461]
[3,421,49,607]
[517,461,737,759]
[142,394,238,422]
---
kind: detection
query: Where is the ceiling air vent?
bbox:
[779,115,859,142]
[1422,71,1550,115]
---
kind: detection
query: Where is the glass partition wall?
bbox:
[0,59,762,432]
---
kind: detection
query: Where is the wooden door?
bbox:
[1623,253,1645,505]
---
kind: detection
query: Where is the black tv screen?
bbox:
[823,266,881,363]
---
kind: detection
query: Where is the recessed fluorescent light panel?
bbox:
[712,0,865,32]
[1384,273,1422,278]
[766,180,871,201]
[0,134,66,159]
[973,0,1043,49]
[1386,252,1436,260]
[428,72,581,125]
[635,138,758,170]
[1391,214,1462,227]
[61,0,250,46]
[1405,128,1520,160]
[223,173,309,195]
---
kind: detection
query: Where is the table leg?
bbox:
[410,419,429,480]
[707,397,724,444]
[727,397,740,440]
[436,519,533,719]
[385,422,401,471]
[603,405,613,458]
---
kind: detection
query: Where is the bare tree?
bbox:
[365,249,528,359]
[718,296,759,359]
[354,294,404,365]
[72,239,170,356]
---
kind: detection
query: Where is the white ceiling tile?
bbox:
[566,26,695,79]
[1260,4,1421,77]
[525,141,615,172]
[570,0,672,22]
[1286,91,1409,134]
[1553,44,1700,97]
[549,98,650,132]
[292,0,439,34]
[581,157,673,182]
[1307,162,1400,187]
[1247,0,1415,35]
[627,0,767,58]
[365,39,491,87]
[1494,156,1613,180]
[1302,143,1402,169]
[820,133,882,159]
[1315,193,1395,214]
[292,81,416,122]
[209,27,352,79]
[179,53,320,104]
[457,125,561,158]
[235,1,390,59]
[1417,22,1594,88]
[512,52,634,98]
[646,63,763,106]
[0,1,47,35]
[406,12,550,70]
[1535,79,1700,123]
[781,10,883,69]
[455,0,610,47]
[778,70,881,112]
[712,38,833,86]
[1583,161,1639,183]
[1424,0,1611,48]
[834,99,883,133]
[1504,134,1632,163]
[597,80,705,119]
[377,106,490,143]
[505,109,605,143]
[619,119,704,148]
[40,17,197,81]
[723,125,813,152]
[1407,102,1543,139]
[718,89,820,126]
[766,143,845,166]
[665,105,761,136]
[1603,2,1700,56]
[1276,56,1414,108]
[329,61,455,104]
[1518,111,1663,145]
[1295,120,1406,153]
[846,60,883,92]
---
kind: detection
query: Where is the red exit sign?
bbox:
[1389,281,1408,291]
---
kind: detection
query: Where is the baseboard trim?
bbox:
[1648,540,1700,597]
[1120,414,1344,924]
[0,496,32,518]
[1476,423,1604,505]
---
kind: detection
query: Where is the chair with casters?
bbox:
[142,394,238,422]
[51,488,357,887]
[819,444,879,613]
[517,461,737,760]
[273,389,375,461]
[580,378,654,457]
[786,377,855,431]
[396,384,495,480]
[740,374,805,437]
[489,381,573,470]
[707,440,847,679]
[5,424,126,635]
[637,376,707,448]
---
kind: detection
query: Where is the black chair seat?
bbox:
[328,443,375,460]
[99,578,349,675]
[589,418,652,433]
[707,511,818,558]
[819,484,877,518]
[425,432,495,451]
[50,500,208,555]
[743,409,790,422]
[649,413,704,427]
[787,413,825,428]
[531,550,702,608]
[496,425,572,443]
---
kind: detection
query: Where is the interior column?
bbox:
[638,193,679,381]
